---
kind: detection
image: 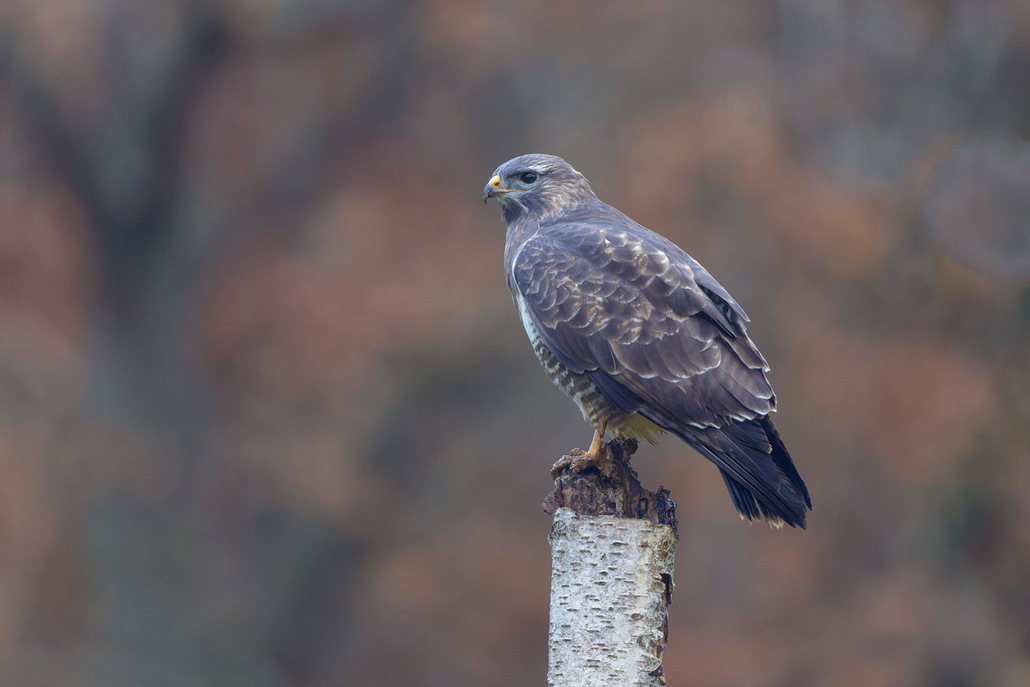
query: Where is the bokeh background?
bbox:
[1,1,1029,685]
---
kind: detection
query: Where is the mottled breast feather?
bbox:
[510,201,775,429]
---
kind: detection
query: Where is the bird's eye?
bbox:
[519,172,538,184]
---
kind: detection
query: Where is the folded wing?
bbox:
[510,210,811,526]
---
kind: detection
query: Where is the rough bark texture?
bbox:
[544,439,678,687]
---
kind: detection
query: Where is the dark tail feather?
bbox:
[670,416,811,528]
[718,466,809,528]
[762,416,812,511]
[719,469,764,522]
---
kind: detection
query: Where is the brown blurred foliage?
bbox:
[1,1,1029,685]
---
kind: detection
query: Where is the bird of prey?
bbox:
[484,154,811,528]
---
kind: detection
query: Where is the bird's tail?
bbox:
[676,417,811,528]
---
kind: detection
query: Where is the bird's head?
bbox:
[483,154,596,222]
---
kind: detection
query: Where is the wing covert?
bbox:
[510,218,775,428]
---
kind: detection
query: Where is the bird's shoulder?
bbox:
[511,201,749,340]
[508,202,776,419]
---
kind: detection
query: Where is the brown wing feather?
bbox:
[510,204,811,526]
[510,209,773,428]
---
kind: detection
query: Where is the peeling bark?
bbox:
[544,439,678,687]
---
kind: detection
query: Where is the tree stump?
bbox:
[543,438,678,687]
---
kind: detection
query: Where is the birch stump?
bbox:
[543,438,678,687]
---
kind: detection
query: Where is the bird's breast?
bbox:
[514,291,627,432]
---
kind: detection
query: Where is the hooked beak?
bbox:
[483,174,523,203]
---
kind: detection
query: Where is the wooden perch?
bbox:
[543,439,678,687]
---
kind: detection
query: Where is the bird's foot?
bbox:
[551,428,608,479]
[550,448,606,479]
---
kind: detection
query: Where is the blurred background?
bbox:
[0,1,1029,685]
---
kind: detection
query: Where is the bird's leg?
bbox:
[583,427,605,459]
[551,424,608,478]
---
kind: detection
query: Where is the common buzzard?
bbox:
[484,154,811,528]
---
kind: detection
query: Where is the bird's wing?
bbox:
[510,216,775,429]
[511,214,811,526]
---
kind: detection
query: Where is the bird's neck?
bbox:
[503,216,540,268]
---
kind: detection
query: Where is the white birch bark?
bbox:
[547,507,676,687]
